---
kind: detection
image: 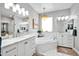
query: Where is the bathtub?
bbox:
[35,32,57,56]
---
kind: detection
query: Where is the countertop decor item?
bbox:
[37,30,44,37]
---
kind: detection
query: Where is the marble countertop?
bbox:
[1,33,37,48]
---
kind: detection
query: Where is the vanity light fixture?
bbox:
[4,3,13,9]
[4,3,29,16]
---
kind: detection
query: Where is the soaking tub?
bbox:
[35,32,57,56]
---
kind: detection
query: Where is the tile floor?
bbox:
[57,46,78,56]
[33,46,78,56]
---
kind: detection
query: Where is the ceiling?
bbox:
[29,3,73,13]
[0,3,73,18]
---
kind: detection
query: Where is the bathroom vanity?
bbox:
[1,33,36,56]
[57,33,73,48]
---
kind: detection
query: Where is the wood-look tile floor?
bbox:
[33,46,78,56]
[57,46,78,56]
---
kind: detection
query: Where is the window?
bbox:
[41,17,53,32]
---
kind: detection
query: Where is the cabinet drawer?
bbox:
[2,43,18,56]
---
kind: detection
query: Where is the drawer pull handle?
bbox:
[24,42,28,44]
[6,47,16,53]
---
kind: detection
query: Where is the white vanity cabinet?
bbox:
[1,36,36,56]
[57,34,63,46]
[62,35,73,48]
[57,33,73,48]
[17,36,36,56]
[1,43,18,56]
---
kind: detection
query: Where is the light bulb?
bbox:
[61,16,65,20]
[16,4,20,11]
[21,8,25,16]
[4,3,13,9]
[58,17,61,21]
[65,16,69,20]
[18,9,22,15]
[4,3,10,9]
[15,4,21,14]
[25,10,29,16]
[12,6,17,12]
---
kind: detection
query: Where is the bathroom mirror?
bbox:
[1,15,15,39]
[67,19,74,30]
[67,24,73,30]
[1,23,8,36]
[19,22,29,33]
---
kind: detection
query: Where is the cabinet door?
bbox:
[2,43,18,56]
[62,35,73,48]
[24,39,32,56]
[24,37,35,56]
[57,35,63,46]
[18,40,25,56]
[29,37,36,54]
[75,37,79,50]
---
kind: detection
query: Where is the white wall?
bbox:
[0,9,1,36]
[0,3,39,37]
[57,20,65,33]
[70,4,79,51]
[19,3,39,29]
[14,16,24,36]
[39,9,70,32]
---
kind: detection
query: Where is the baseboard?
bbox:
[73,48,79,55]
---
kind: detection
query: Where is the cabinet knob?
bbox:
[24,42,28,44]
